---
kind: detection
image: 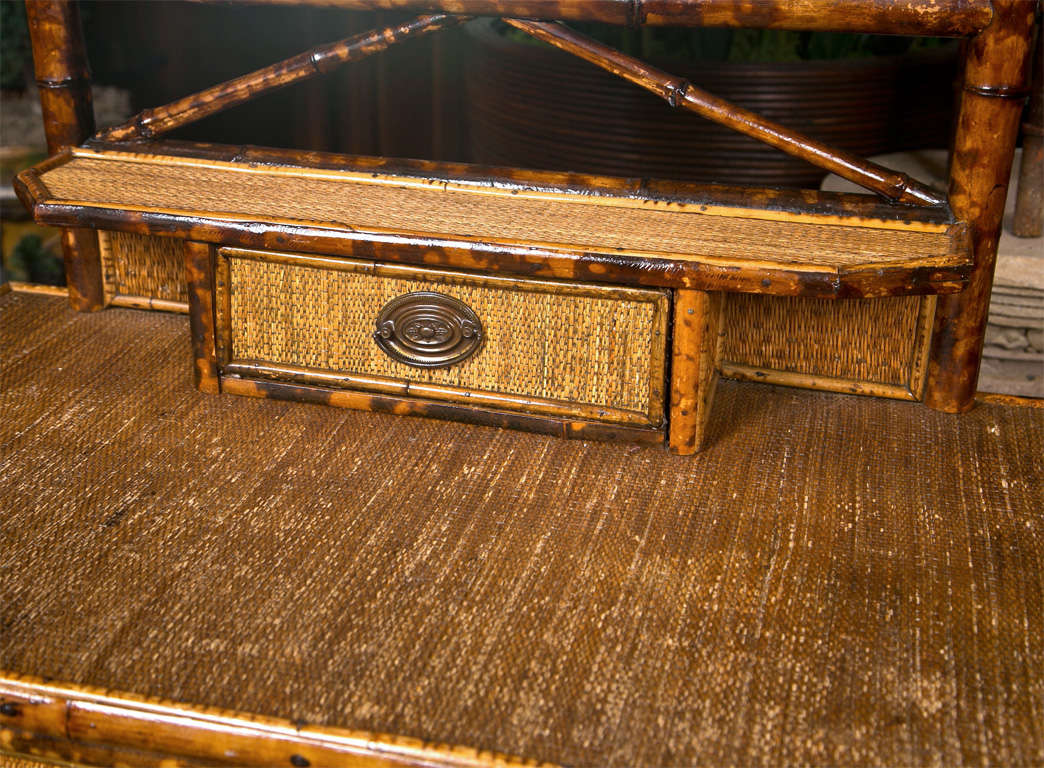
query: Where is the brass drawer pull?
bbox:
[374,291,483,368]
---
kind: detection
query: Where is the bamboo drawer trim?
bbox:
[216,248,669,426]
[16,148,972,298]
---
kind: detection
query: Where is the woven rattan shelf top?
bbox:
[17,146,972,298]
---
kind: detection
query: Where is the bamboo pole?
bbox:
[97,14,467,142]
[187,0,993,37]
[926,0,1038,412]
[669,289,723,455]
[184,241,220,394]
[505,19,946,208]
[25,0,104,312]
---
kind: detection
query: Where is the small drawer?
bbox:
[215,248,669,428]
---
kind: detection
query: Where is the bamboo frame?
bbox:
[186,241,221,393]
[221,377,666,444]
[188,0,994,37]
[0,671,550,768]
[926,0,1038,412]
[505,19,946,207]
[668,289,723,454]
[25,0,103,311]
[15,0,1037,444]
[97,14,467,142]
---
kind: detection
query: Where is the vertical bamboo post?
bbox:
[925,0,1037,412]
[25,0,104,312]
[185,241,221,394]
[669,289,723,455]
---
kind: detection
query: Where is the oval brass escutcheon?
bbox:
[373,291,483,368]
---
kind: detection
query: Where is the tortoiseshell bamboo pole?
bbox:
[190,0,993,37]
[25,0,104,311]
[1013,21,1042,238]
[185,241,220,394]
[506,19,945,207]
[926,0,1037,412]
[98,14,466,142]
[669,289,723,455]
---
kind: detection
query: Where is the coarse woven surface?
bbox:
[722,293,930,387]
[0,755,67,768]
[36,153,958,267]
[99,230,187,304]
[1,291,1042,767]
[226,253,665,419]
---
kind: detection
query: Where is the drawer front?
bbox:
[215,248,668,426]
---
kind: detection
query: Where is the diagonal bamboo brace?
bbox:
[506,18,946,207]
[98,14,468,142]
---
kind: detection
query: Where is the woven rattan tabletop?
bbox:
[1,289,1041,766]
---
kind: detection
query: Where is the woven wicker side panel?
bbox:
[229,258,663,416]
[99,231,187,303]
[721,294,926,389]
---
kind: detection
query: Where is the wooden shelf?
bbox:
[16,144,971,299]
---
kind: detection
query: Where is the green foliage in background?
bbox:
[1,0,30,89]
[7,234,65,286]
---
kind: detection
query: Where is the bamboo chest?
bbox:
[15,0,1035,454]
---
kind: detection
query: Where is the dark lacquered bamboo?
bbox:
[505,19,946,207]
[184,241,221,394]
[221,378,666,445]
[926,0,1038,413]
[1013,22,1042,237]
[25,0,104,311]
[0,672,545,768]
[97,14,466,142]
[190,0,993,36]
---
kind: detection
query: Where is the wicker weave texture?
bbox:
[227,255,665,418]
[0,756,66,768]
[722,294,929,387]
[2,291,1042,768]
[41,155,955,266]
[99,231,187,303]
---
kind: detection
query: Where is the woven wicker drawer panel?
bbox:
[218,249,669,425]
[721,293,935,398]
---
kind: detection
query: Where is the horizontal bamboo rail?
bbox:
[190,0,994,36]
[97,14,466,142]
[506,19,947,207]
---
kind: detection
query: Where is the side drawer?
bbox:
[215,248,669,427]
